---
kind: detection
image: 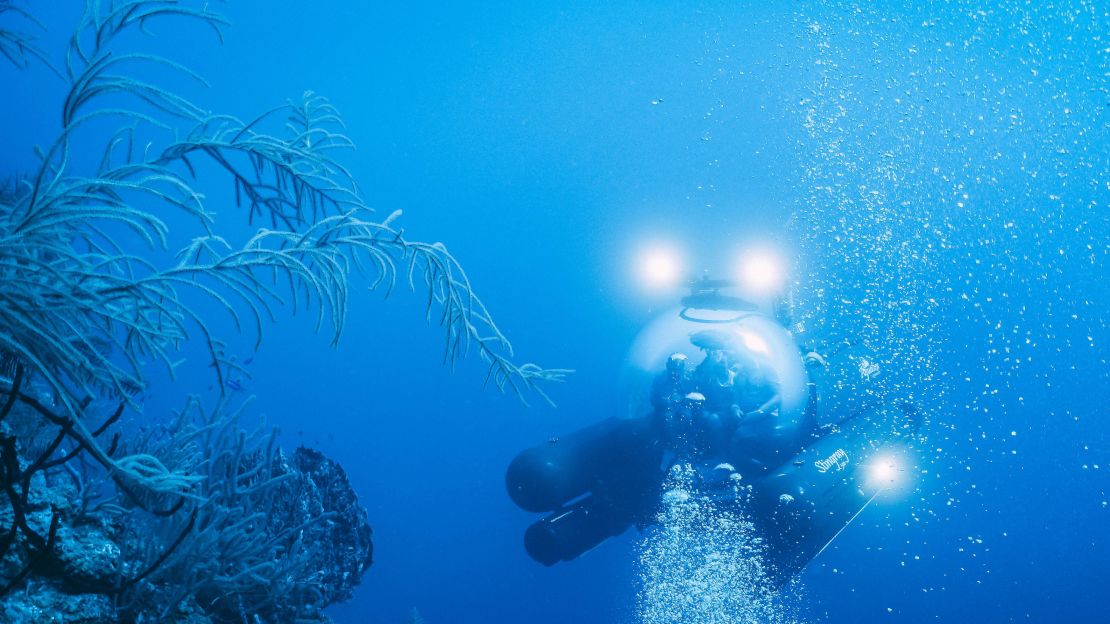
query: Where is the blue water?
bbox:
[3,2,1107,622]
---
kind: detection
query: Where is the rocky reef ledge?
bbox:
[0,446,372,624]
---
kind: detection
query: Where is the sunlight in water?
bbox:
[636,464,802,624]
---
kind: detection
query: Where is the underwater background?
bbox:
[1,1,1106,623]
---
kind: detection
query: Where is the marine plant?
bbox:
[109,395,373,621]
[0,0,562,620]
[0,0,49,69]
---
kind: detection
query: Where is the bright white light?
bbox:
[638,246,682,290]
[738,250,784,295]
[864,452,910,496]
[868,455,900,486]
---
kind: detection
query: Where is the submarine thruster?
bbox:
[505,275,918,576]
[506,416,664,565]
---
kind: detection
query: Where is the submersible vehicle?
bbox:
[505,275,918,580]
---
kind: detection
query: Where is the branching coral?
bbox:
[0,0,564,499]
[112,396,364,622]
[0,0,567,618]
[0,0,51,70]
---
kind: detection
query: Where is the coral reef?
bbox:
[105,397,375,623]
[271,446,374,608]
[0,438,370,624]
[0,0,562,621]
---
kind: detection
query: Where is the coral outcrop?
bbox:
[0,442,372,623]
[271,447,375,607]
[0,1,559,621]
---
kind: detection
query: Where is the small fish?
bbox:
[243,356,254,365]
[547,437,559,445]
[226,379,244,392]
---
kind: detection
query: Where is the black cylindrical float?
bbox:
[523,495,637,566]
[506,416,661,513]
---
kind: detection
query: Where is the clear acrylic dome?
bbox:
[618,306,809,424]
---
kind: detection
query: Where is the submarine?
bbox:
[506,274,919,580]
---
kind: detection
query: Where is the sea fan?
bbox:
[0,0,566,611]
[0,0,565,502]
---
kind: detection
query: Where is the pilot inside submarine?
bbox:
[505,273,920,581]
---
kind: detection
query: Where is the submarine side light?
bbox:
[862,447,916,499]
[867,454,902,489]
[814,448,916,560]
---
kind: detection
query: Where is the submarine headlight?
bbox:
[637,245,683,291]
[737,249,784,295]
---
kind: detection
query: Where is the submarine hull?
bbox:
[508,412,911,575]
[506,417,662,513]
[747,420,906,580]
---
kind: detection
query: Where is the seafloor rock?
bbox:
[0,582,115,624]
[0,443,372,624]
[189,445,375,623]
[51,523,121,593]
[0,467,119,595]
[270,446,375,608]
